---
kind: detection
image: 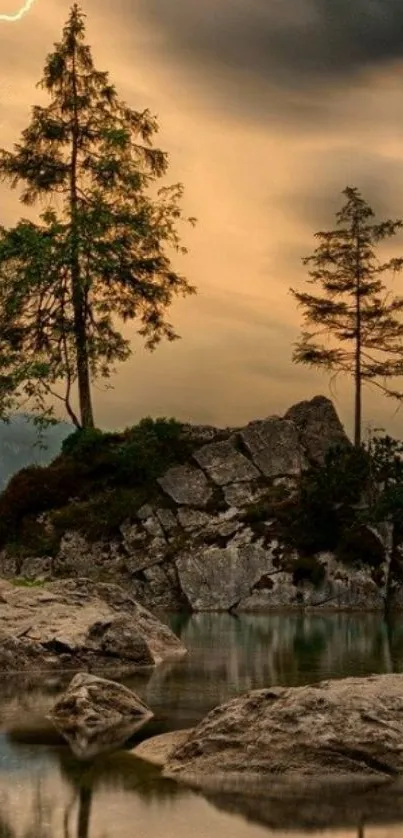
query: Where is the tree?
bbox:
[290,187,403,446]
[0,3,196,428]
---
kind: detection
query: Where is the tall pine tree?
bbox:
[291,187,403,446]
[0,4,195,427]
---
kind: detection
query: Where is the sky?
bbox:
[1,0,403,436]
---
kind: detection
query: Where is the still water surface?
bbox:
[1,612,403,838]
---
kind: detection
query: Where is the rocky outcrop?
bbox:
[165,674,403,780]
[49,672,153,758]
[0,578,186,673]
[285,394,350,464]
[1,395,384,614]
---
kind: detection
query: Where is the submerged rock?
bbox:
[49,672,153,758]
[0,578,186,674]
[165,674,403,780]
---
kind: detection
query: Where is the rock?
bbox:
[175,543,277,611]
[177,508,213,531]
[285,394,350,465]
[133,729,193,767]
[240,417,304,478]
[193,440,260,485]
[165,674,403,780]
[155,507,178,534]
[223,482,267,509]
[0,578,186,674]
[49,672,153,758]
[158,465,213,508]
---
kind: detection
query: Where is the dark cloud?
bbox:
[133,0,403,88]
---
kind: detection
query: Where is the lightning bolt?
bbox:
[0,0,37,21]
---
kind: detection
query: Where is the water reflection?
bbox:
[1,612,403,837]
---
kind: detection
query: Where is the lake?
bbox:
[1,612,403,837]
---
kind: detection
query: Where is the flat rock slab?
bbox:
[0,579,186,674]
[49,672,153,758]
[165,674,403,780]
[193,440,260,486]
[240,417,303,478]
[158,465,213,507]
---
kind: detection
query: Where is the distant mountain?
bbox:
[0,414,72,489]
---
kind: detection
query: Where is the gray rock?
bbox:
[0,578,186,673]
[175,544,277,610]
[223,482,267,509]
[165,674,403,779]
[158,464,213,507]
[48,672,153,758]
[193,440,260,486]
[155,508,178,534]
[241,417,303,478]
[285,394,350,465]
[177,508,213,531]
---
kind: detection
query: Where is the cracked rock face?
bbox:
[165,673,403,779]
[193,439,260,485]
[240,418,304,478]
[158,464,213,507]
[175,543,278,611]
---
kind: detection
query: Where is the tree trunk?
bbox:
[70,40,94,429]
[354,233,362,447]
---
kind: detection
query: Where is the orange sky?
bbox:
[1,0,403,436]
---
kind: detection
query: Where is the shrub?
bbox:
[51,487,153,541]
[114,417,189,485]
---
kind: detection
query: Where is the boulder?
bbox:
[285,394,350,464]
[49,672,153,758]
[240,417,304,478]
[0,578,186,674]
[158,464,213,507]
[165,674,403,780]
[193,440,260,485]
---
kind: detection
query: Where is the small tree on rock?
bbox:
[291,187,403,446]
[0,3,196,427]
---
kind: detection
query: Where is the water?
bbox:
[2,612,403,837]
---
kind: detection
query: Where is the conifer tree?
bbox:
[0,4,195,427]
[291,187,403,446]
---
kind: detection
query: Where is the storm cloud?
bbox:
[134,0,403,87]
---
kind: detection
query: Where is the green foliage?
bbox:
[0,414,188,549]
[62,426,107,459]
[115,417,189,484]
[291,186,403,445]
[278,445,369,556]
[0,4,196,427]
[51,488,152,541]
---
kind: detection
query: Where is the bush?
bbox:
[51,487,153,541]
[114,417,189,485]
